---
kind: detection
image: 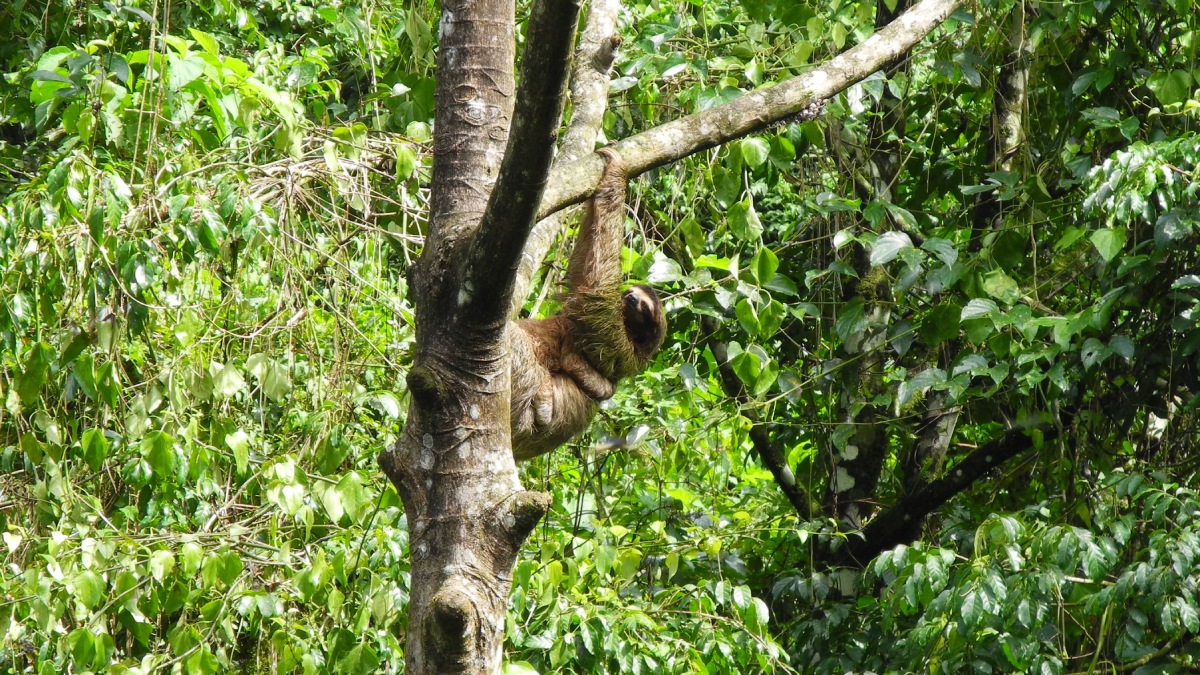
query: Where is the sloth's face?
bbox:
[622,285,666,354]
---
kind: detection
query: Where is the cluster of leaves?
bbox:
[0,4,434,672]
[779,471,1200,673]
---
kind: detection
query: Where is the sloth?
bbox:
[508,148,666,461]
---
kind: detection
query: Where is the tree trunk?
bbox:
[376,0,579,670]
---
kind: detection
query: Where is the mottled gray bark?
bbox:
[377,0,579,671]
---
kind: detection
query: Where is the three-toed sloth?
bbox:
[509,148,666,460]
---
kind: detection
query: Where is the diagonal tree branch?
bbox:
[702,318,816,520]
[835,425,1058,567]
[461,0,583,326]
[535,0,963,220]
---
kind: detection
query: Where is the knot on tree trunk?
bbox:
[505,491,552,543]
[427,586,478,670]
[407,363,445,408]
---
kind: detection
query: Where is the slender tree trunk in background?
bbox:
[823,0,910,532]
[971,4,1032,250]
[904,6,1031,493]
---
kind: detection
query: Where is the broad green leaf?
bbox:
[73,570,104,610]
[1091,227,1126,262]
[337,644,381,675]
[730,349,762,390]
[187,28,220,55]
[740,137,770,168]
[336,472,369,523]
[728,198,763,241]
[757,300,786,340]
[142,430,177,477]
[982,270,1021,304]
[897,368,946,407]
[213,362,247,398]
[225,429,250,474]
[1110,334,1135,359]
[750,247,779,284]
[870,231,913,266]
[1147,69,1193,106]
[834,297,867,342]
[182,542,205,575]
[595,544,617,576]
[922,237,958,266]
[961,298,999,321]
[396,143,418,181]
[95,361,119,407]
[920,303,961,347]
[166,54,206,91]
[735,299,759,336]
[80,428,108,471]
[67,628,96,666]
[149,550,175,582]
[17,342,53,404]
[617,549,643,581]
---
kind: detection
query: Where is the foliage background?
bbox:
[2,0,1200,673]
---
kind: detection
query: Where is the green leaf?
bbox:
[80,428,109,471]
[320,483,346,523]
[335,472,369,524]
[187,28,220,55]
[17,342,53,404]
[95,361,119,407]
[740,138,770,168]
[961,298,999,321]
[749,247,779,284]
[395,143,418,181]
[1090,227,1126,262]
[371,392,402,419]
[757,300,786,340]
[220,551,244,585]
[73,570,105,610]
[919,303,961,347]
[336,644,381,675]
[870,231,913,266]
[59,329,92,365]
[149,550,176,582]
[752,356,779,397]
[921,237,958,266]
[213,362,247,398]
[982,270,1021,304]
[166,54,206,91]
[735,299,759,336]
[897,368,946,407]
[142,431,177,477]
[728,198,763,241]
[1110,334,1135,360]
[1147,69,1193,106]
[225,429,250,474]
[68,628,97,666]
[596,545,618,576]
[834,297,867,342]
[616,549,643,581]
[182,542,205,575]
